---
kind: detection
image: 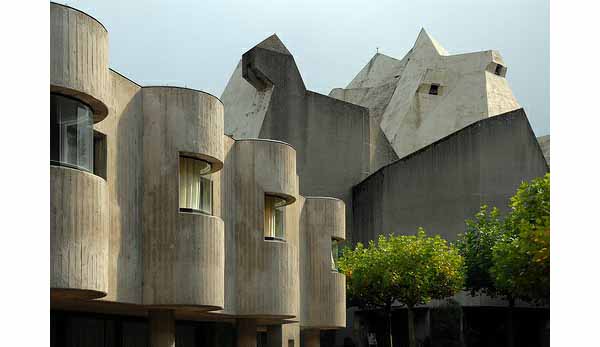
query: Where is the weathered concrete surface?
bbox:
[221,35,386,244]
[50,166,109,300]
[330,29,521,161]
[50,5,349,346]
[352,108,549,244]
[537,135,550,166]
[141,87,225,310]
[300,198,346,329]
[50,3,110,120]
[94,70,144,304]
[222,139,300,318]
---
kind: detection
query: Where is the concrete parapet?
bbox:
[141,86,225,311]
[300,197,346,329]
[50,3,110,121]
[51,165,109,300]
[225,139,300,318]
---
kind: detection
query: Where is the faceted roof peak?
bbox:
[414,28,448,56]
[255,34,291,55]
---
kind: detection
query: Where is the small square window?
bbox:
[494,64,504,76]
[428,84,439,95]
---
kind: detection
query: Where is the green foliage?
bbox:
[457,173,550,305]
[491,174,550,304]
[338,229,464,309]
[456,205,503,297]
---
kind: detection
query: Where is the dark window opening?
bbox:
[428,84,440,95]
[51,93,94,173]
[93,131,107,179]
[494,64,504,76]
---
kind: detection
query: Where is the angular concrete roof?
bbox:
[255,34,291,55]
[330,28,521,159]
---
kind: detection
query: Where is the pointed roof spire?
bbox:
[255,34,291,55]
[413,28,448,56]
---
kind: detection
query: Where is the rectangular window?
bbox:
[93,131,107,179]
[265,195,285,240]
[179,156,212,215]
[331,239,340,271]
[428,84,439,95]
[494,64,504,76]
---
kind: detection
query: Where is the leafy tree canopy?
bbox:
[457,173,550,305]
[491,173,550,304]
[456,205,504,297]
[339,229,464,309]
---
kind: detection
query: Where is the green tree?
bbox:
[457,173,550,347]
[492,173,550,305]
[456,205,504,297]
[338,229,464,347]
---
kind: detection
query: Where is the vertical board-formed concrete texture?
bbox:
[352,109,549,245]
[50,2,550,345]
[141,87,225,310]
[222,139,300,318]
[93,70,144,304]
[50,166,109,299]
[50,3,110,120]
[330,29,521,160]
[300,198,346,329]
[221,35,382,244]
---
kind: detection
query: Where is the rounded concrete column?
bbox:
[236,319,257,347]
[50,166,109,300]
[149,309,175,347]
[50,3,110,121]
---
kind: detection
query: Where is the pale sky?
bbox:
[56,0,549,136]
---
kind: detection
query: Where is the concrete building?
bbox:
[221,30,549,346]
[51,2,549,346]
[50,3,345,347]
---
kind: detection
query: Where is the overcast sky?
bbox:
[58,0,549,136]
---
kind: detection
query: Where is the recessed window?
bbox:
[50,93,94,172]
[265,195,285,240]
[331,239,340,271]
[93,131,107,179]
[179,156,212,215]
[428,84,440,95]
[494,64,504,76]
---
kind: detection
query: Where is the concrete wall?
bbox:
[141,87,225,310]
[223,139,300,318]
[221,35,381,244]
[330,29,521,161]
[94,70,144,304]
[352,108,549,244]
[50,2,112,301]
[537,135,550,166]
[50,3,110,120]
[300,198,346,329]
[50,166,109,300]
